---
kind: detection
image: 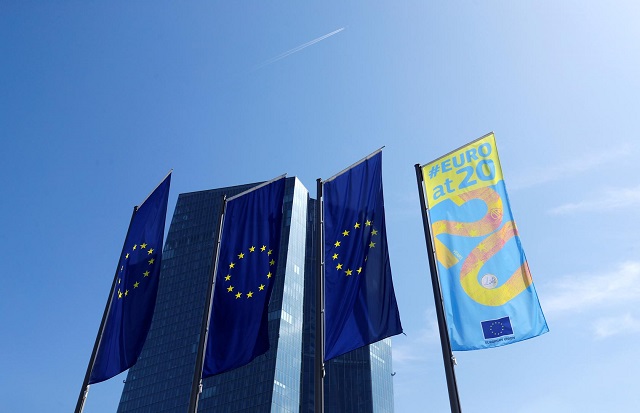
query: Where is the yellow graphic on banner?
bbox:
[459,219,533,306]
[431,186,504,269]
[421,133,534,306]
[428,175,533,306]
[422,133,503,209]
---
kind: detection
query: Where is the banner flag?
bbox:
[203,177,286,376]
[323,151,403,361]
[421,133,548,350]
[89,173,171,383]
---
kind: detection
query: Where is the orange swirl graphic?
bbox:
[431,187,503,268]
[459,220,532,306]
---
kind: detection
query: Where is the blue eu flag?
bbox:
[89,173,171,384]
[481,316,514,339]
[203,177,286,377]
[323,151,403,361]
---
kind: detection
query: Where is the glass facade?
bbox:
[117,178,395,413]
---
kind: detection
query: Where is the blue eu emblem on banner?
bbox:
[481,316,514,339]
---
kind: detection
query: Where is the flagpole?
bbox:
[314,178,325,413]
[188,195,227,413]
[74,206,138,413]
[414,164,463,413]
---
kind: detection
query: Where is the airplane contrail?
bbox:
[255,27,345,69]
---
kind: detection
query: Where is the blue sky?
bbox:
[2,2,640,412]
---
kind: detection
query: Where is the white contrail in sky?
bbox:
[255,27,345,69]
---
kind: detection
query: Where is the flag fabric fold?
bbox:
[323,151,403,361]
[421,133,548,350]
[89,173,171,384]
[203,177,286,377]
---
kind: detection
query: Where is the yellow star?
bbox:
[369,242,375,248]
[250,246,256,252]
[230,262,235,269]
[334,240,341,247]
[125,290,129,296]
[247,291,254,298]
[118,278,121,284]
[261,245,266,252]
[148,258,155,264]
[336,263,343,270]
[133,244,137,250]
[268,249,273,255]
[354,222,361,229]
[267,272,272,278]
[357,267,362,274]
[141,243,147,249]
[342,230,349,236]
[120,266,124,272]
[455,223,464,230]
[148,248,154,255]
[143,271,150,277]
[227,285,234,292]
[270,259,275,266]
[432,221,447,234]
[345,269,353,276]
[478,243,487,251]
[332,253,338,260]
[365,220,372,226]
[235,292,242,299]
[134,281,139,288]
[118,290,123,298]
[125,253,130,259]
[259,284,265,291]
[225,275,231,281]
[371,229,378,236]
[470,229,479,236]
[238,252,245,259]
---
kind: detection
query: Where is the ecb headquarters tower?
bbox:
[117,178,395,413]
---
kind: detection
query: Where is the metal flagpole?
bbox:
[74,206,138,413]
[414,164,463,413]
[314,178,325,413]
[188,195,227,413]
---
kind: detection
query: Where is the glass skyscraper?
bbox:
[117,178,395,412]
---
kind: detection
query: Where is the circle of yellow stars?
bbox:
[223,244,276,300]
[116,242,157,300]
[486,320,508,337]
[331,219,378,277]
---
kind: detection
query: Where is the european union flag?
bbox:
[323,151,403,361]
[481,316,514,339]
[203,177,286,377]
[89,173,171,384]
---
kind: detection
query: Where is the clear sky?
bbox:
[2,2,640,412]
